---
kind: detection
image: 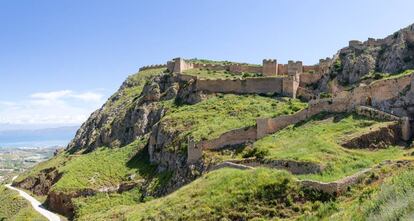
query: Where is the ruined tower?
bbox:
[262,59,278,76]
[283,60,302,98]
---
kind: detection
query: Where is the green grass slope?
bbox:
[0,186,47,221]
[76,168,325,221]
[252,113,406,181]
[162,95,307,144]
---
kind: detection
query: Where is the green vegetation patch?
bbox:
[361,69,414,82]
[253,113,406,182]
[77,168,323,221]
[360,169,414,221]
[300,162,414,220]
[51,139,156,192]
[73,188,142,220]
[0,186,47,221]
[162,95,307,144]
[14,153,67,184]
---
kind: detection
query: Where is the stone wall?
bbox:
[282,73,300,98]
[300,73,324,86]
[335,74,412,108]
[229,64,262,73]
[263,59,278,76]
[187,137,203,164]
[167,57,331,77]
[257,98,350,139]
[288,60,303,75]
[172,58,194,73]
[195,77,284,94]
[355,106,412,141]
[300,168,371,195]
[227,158,324,175]
[197,126,257,150]
[356,106,400,121]
[139,64,167,72]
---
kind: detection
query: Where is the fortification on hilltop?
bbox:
[140,56,334,99]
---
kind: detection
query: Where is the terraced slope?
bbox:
[243,113,405,181]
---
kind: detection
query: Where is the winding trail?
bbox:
[5,176,61,221]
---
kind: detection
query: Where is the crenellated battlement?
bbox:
[139,64,167,71]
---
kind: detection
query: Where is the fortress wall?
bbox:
[278,64,288,75]
[257,109,309,139]
[300,73,324,86]
[193,63,230,72]
[356,106,401,121]
[195,77,283,94]
[282,73,300,98]
[176,73,197,82]
[263,59,278,76]
[303,65,319,73]
[229,65,263,73]
[257,98,349,139]
[301,168,371,195]
[335,74,413,108]
[355,106,412,141]
[139,64,167,71]
[227,158,324,174]
[198,126,257,150]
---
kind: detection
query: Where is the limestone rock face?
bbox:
[333,24,414,86]
[66,73,182,153]
[340,53,376,84]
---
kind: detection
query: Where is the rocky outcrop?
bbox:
[326,24,414,86]
[14,167,62,196]
[67,73,181,153]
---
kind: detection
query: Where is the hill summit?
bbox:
[9,23,414,220]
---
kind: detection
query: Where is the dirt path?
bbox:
[5,176,61,221]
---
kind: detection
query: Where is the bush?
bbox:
[242,146,270,159]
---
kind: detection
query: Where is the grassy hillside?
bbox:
[0,186,47,221]
[162,95,307,143]
[251,113,406,181]
[76,168,322,221]
[51,139,156,192]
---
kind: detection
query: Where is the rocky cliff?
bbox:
[325,24,414,87]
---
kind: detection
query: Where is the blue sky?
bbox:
[1,0,414,128]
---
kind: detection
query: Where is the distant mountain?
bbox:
[0,126,78,147]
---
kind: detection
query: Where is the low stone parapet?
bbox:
[227,158,324,175]
[300,168,371,195]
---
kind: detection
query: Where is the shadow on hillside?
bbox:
[126,146,157,178]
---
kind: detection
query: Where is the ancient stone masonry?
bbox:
[176,73,298,98]
[195,77,284,95]
[166,57,330,76]
[356,106,412,142]
[300,168,372,195]
[262,59,278,76]
[225,158,324,175]
[139,64,167,72]
[186,72,414,163]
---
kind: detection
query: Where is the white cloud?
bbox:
[0,90,106,126]
[31,90,73,101]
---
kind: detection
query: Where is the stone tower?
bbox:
[283,60,302,98]
[262,59,278,76]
